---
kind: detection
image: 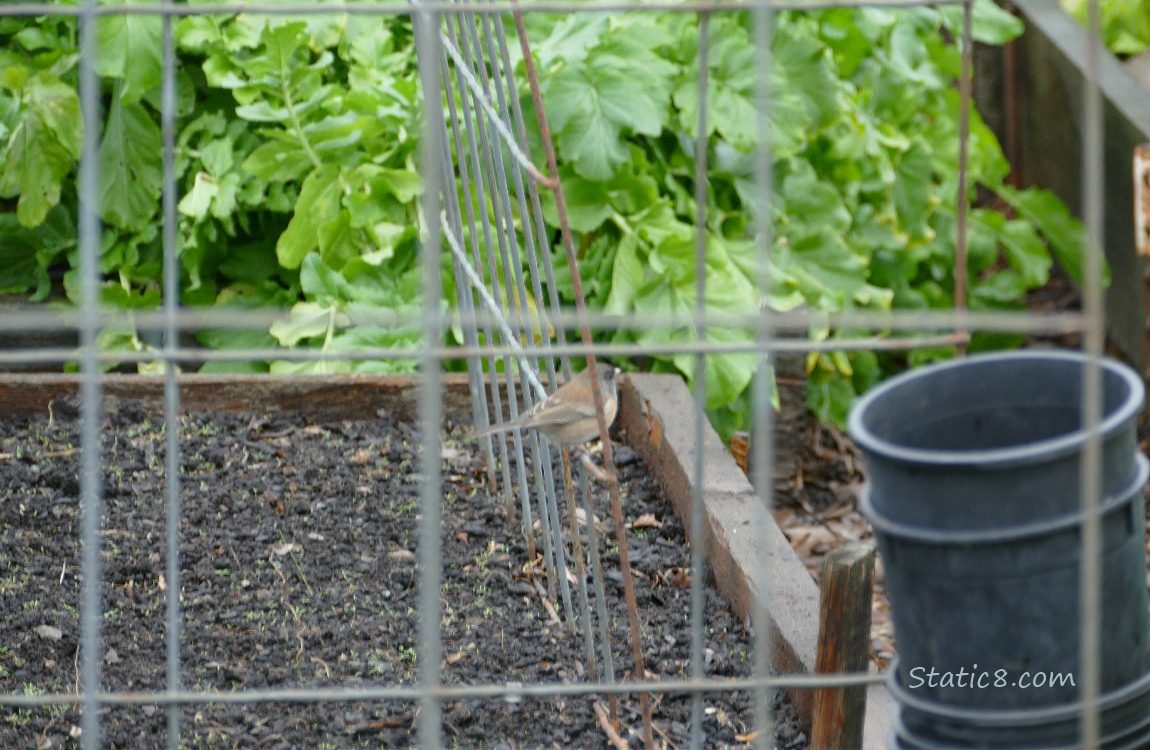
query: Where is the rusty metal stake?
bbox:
[954,0,974,357]
[512,7,653,746]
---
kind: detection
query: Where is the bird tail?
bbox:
[472,421,515,439]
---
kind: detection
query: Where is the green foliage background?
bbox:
[0,1,1096,433]
[1061,0,1150,56]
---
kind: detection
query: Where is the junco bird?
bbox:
[474,363,620,445]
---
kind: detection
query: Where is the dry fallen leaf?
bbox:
[630,513,662,529]
[441,446,468,463]
[574,507,603,527]
[730,431,750,475]
[648,409,664,447]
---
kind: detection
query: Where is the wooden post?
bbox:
[1135,144,1150,378]
[810,542,877,750]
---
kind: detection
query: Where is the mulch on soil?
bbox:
[0,399,806,749]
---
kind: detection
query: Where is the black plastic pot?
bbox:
[849,351,1150,747]
[852,351,1143,529]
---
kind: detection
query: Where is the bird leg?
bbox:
[576,447,611,482]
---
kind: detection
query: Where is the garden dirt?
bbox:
[0,398,807,750]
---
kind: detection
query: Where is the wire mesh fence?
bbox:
[0,0,1121,748]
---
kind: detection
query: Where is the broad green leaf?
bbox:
[938,0,1024,45]
[178,172,219,220]
[996,185,1108,287]
[892,137,934,241]
[780,163,852,235]
[28,75,82,159]
[541,168,612,232]
[778,230,870,308]
[199,138,234,176]
[95,0,163,103]
[773,27,841,132]
[300,252,352,305]
[342,262,423,310]
[269,301,341,346]
[603,235,643,315]
[15,27,63,54]
[276,166,341,269]
[99,99,162,231]
[176,16,223,53]
[970,209,1051,288]
[959,208,1001,275]
[345,18,395,68]
[196,322,276,374]
[371,166,423,203]
[546,64,665,180]
[0,214,53,296]
[671,334,758,410]
[235,100,293,123]
[317,211,356,268]
[0,108,74,227]
[0,72,82,227]
[674,78,758,153]
[806,363,859,429]
[972,269,1029,304]
[331,325,422,353]
[534,15,608,67]
[243,139,315,183]
[210,172,240,219]
[1,65,29,94]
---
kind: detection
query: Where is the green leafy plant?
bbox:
[0,1,1098,434]
[0,6,427,374]
[527,2,1098,431]
[1062,0,1150,57]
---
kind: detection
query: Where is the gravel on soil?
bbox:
[0,399,807,749]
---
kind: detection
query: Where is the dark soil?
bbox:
[0,400,806,749]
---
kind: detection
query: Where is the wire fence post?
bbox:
[413,6,447,749]
[76,1,106,747]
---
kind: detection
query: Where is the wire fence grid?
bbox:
[0,1,1116,749]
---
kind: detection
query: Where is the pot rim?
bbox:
[848,351,1144,468]
[861,454,1148,543]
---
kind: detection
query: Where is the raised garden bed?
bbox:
[0,373,897,748]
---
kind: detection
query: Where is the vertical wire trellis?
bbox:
[0,0,1117,748]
